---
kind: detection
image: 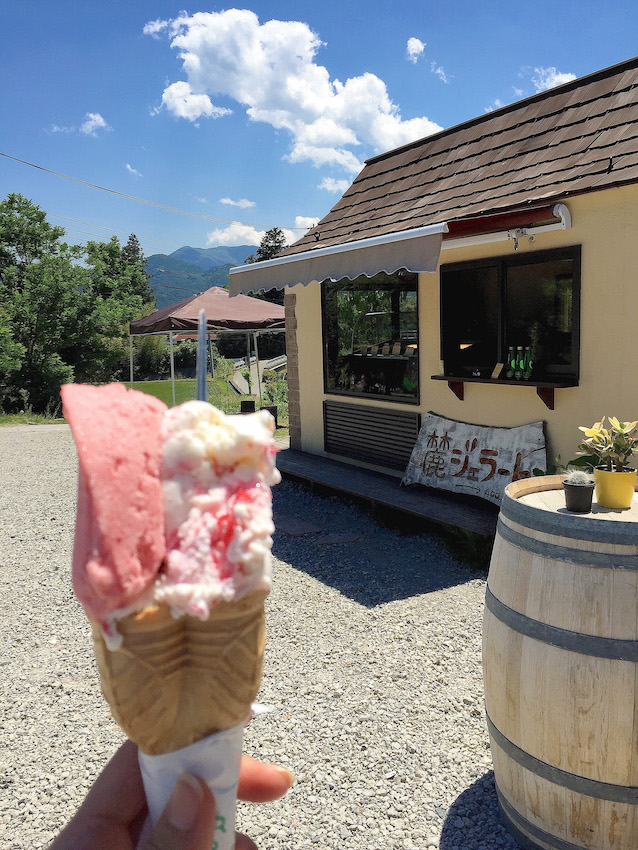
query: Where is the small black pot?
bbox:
[563,480,595,512]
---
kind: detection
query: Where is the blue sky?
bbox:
[2,1,637,257]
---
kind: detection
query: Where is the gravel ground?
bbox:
[0,424,524,850]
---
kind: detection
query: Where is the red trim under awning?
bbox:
[444,205,560,239]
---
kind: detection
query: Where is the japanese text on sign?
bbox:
[402,413,546,505]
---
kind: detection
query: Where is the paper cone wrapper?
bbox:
[137,724,244,850]
[90,588,268,755]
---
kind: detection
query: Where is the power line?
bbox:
[50,217,252,262]
[54,224,170,254]
[53,225,184,257]
[48,213,185,249]
[152,282,207,292]
[0,151,307,230]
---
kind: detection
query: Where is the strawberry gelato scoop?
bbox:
[60,383,168,624]
[62,385,280,644]
[156,400,280,619]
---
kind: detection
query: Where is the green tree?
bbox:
[0,192,65,272]
[243,227,287,265]
[122,233,155,304]
[133,334,170,379]
[59,236,155,384]
[0,308,25,409]
[256,226,286,262]
[211,343,235,381]
[0,196,84,410]
[4,254,83,410]
[242,227,286,311]
[0,194,155,412]
[85,235,154,306]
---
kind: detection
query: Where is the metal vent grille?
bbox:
[323,400,421,471]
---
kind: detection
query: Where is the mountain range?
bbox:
[145,245,255,310]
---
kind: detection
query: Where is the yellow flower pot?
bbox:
[594,468,637,509]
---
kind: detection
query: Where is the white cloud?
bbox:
[145,10,442,171]
[484,65,576,116]
[531,66,576,92]
[430,62,452,84]
[406,37,425,64]
[319,176,351,193]
[126,163,142,177]
[161,81,232,122]
[220,197,256,209]
[207,217,311,247]
[50,112,110,136]
[286,140,364,174]
[80,112,111,136]
[485,98,505,113]
[295,215,320,231]
[207,221,264,246]
[143,18,168,38]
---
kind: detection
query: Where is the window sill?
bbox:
[430,374,578,410]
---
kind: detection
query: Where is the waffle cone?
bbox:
[90,589,268,755]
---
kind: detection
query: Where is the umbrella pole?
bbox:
[169,331,176,406]
[129,334,134,389]
[196,311,207,402]
[254,331,262,406]
[245,333,252,396]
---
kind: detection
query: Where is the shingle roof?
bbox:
[284,56,638,256]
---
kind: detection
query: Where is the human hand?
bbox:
[49,740,294,850]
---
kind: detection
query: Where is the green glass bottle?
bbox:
[506,346,515,379]
[515,346,524,379]
[523,346,533,380]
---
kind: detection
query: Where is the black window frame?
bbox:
[321,270,420,405]
[439,245,581,382]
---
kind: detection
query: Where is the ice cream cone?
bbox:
[90,588,268,755]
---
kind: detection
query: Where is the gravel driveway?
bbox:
[0,424,523,849]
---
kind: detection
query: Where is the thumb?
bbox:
[143,773,217,850]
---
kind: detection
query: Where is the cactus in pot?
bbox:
[562,468,595,513]
[563,469,593,486]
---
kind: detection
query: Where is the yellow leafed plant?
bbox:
[577,416,638,471]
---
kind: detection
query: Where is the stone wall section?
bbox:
[284,292,301,449]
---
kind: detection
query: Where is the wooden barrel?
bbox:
[483,475,638,850]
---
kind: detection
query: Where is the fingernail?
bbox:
[166,773,204,832]
[274,766,295,786]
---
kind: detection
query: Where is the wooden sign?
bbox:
[402,412,546,504]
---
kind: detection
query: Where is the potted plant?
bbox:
[562,469,595,512]
[577,416,638,509]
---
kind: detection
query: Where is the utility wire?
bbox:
[53,217,251,263]
[1,157,241,298]
[1,151,307,230]
[48,213,185,249]
[53,225,183,257]
[45,214,242,291]
[55,224,169,253]
[152,282,209,292]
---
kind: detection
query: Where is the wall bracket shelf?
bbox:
[430,375,578,410]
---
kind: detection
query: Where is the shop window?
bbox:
[440,246,580,381]
[322,270,419,404]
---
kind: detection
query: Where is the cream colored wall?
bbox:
[293,185,638,468]
[288,280,325,454]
